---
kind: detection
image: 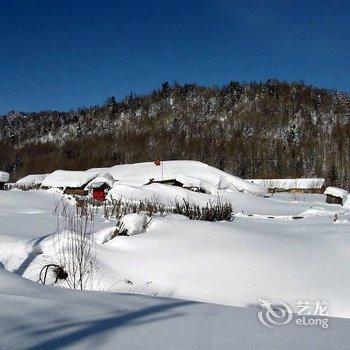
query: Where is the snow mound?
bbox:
[300,207,337,217]
[107,183,218,207]
[0,171,9,182]
[118,213,150,235]
[93,226,117,244]
[42,170,98,188]
[16,174,47,187]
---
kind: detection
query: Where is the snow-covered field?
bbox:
[1,162,350,348]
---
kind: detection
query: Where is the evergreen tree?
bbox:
[328,164,338,186]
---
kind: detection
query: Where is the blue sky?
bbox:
[0,0,349,114]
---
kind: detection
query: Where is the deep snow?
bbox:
[1,264,349,350]
[1,164,350,348]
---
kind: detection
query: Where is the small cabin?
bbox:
[324,186,348,205]
[91,184,110,201]
[326,195,342,205]
[41,170,99,197]
[0,171,10,190]
[85,173,115,201]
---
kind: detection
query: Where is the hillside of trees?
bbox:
[1,80,350,189]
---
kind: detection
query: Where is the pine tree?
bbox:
[328,164,338,186]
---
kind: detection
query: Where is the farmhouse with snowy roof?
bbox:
[324,186,348,205]
[85,173,115,201]
[248,178,325,194]
[41,170,98,196]
[0,171,10,190]
[41,170,116,199]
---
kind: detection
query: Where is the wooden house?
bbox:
[324,187,348,205]
[41,170,97,196]
[85,173,115,201]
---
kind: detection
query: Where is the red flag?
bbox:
[154,159,161,166]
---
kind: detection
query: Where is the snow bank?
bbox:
[2,187,350,348]
[107,183,219,207]
[117,213,150,235]
[42,170,98,188]
[300,207,337,217]
[0,171,9,182]
[16,174,47,187]
[93,226,117,244]
[249,178,325,190]
[1,264,348,349]
[324,186,348,198]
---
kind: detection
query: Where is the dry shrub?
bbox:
[102,197,233,222]
[39,198,100,290]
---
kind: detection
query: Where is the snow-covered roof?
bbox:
[85,173,115,189]
[0,171,9,183]
[95,160,267,197]
[249,178,325,190]
[42,161,267,196]
[41,170,98,188]
[16,174,47,187]
[324,186,348,198]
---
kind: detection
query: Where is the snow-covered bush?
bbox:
[116,213,152,236]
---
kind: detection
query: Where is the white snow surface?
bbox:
[16,173,47,187]
[1,265,348,350]
[324,186,348,198]
[42,170,98,188]
[0,171,10,182]
[249,178,325,190]
[1,184,350,347]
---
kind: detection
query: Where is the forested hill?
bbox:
[1,80,350,188]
